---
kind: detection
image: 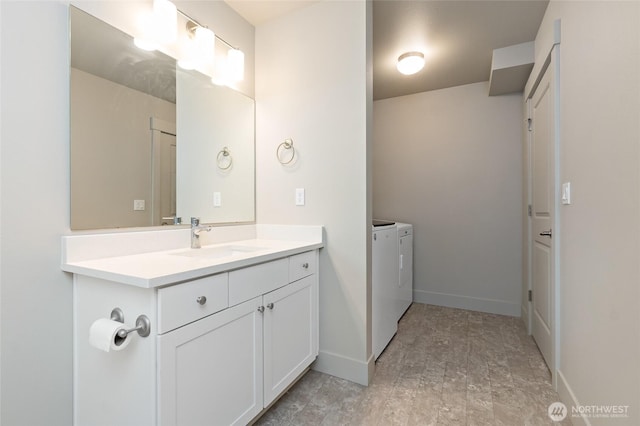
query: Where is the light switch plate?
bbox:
[295,188,305,206]
[133,199,145,211]
[561,182,571,205]
[213,192,222,207]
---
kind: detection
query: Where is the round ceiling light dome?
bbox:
[397,51,425,75]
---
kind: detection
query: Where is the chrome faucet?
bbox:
[190,217,212,249]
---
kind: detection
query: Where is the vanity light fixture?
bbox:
[227,48,245,82]
[175,11,245,85]
[397,51,425,75]
[134,0,177,51]
[178,20,215,71]
[135,1,245,86]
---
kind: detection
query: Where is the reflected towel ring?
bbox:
[276,138,296,165]
[216,147,233,170]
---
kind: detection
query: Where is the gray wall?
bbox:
[1,2,73,425]
[535,1,640,421]
[255,1,373,384]
[373,82,523,316]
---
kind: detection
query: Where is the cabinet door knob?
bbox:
[196,296,207,305]
[302,262,309,269]
[266,303,274,310]
[257,306,265,313]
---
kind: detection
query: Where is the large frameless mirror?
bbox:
[70,6,255,230]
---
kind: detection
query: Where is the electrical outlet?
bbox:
[295,188,305,206]
[133,199,145,211]
[213,192,222,207]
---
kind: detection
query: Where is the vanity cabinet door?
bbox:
[157,296,264,426]
[263,275,318,406]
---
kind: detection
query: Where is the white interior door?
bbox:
[151,118,177,226]
[530,56,556,371]
[157,131,177,224]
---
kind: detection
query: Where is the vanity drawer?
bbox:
[289,251,316,282]
[229,258,288,306]
[157,273,228,334]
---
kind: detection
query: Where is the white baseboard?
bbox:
[557,369,590,426]
[312,350,374,386]
[413,289,521,317]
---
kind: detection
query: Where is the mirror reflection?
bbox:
[70,6,255,230]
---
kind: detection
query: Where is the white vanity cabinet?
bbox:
[263,252,317,406]
[72,248,319,426]
[262,275,317,405]
[157,296,265,426]
[157,252,318,425]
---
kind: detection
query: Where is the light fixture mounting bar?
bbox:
[176,8,239,50]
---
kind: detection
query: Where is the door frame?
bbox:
[524,20,561,389]
[523,97,533,335]
[150,117,177,226]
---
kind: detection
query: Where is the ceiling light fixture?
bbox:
[397,51,425,75]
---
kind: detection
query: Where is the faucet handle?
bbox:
[190,217,200,227]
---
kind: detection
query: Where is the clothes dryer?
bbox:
[372,220,398,360]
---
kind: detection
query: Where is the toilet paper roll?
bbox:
[89,318,132,352]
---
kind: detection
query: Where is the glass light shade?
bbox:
[227,49,245,82]
[153,0,177,44]
[397,51,425,75]
[134,36,157,52]
[194,27,215,65]
[134,0,176,52]
[134,14,158,51]
[178,26,215,71]
[177,44,197,70]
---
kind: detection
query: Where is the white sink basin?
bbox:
[171,245,266,259]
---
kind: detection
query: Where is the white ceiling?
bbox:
[225,0,321,26]
[226,0,549,100]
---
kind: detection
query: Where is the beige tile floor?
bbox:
[255,303,572,426]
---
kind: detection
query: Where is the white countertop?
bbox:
[61,225,324,288]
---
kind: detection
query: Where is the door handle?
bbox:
[539,229,552,237]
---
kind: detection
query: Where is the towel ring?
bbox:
[216,147,233,170]
[276,138,296,165]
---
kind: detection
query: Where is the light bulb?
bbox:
[134,0,177,51]
[227,49,245,82]
[397,51,425,75]
[153,0,177,44]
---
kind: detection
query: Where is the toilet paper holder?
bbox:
[110,308,151,338]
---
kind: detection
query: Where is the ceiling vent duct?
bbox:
[488,41,534,96]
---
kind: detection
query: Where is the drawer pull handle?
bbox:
[196,296,207,305]
[257,306,265,313]
[302,262,309,269]
[266,303,274,310]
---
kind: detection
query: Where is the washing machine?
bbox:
[396,223,413,321]
[372,220,398,360]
